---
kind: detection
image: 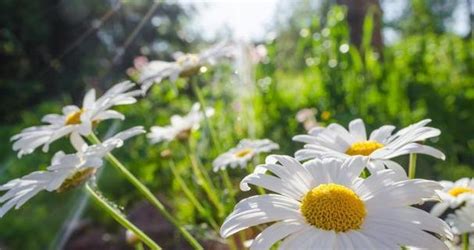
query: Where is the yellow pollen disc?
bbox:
[177,54,199,65]
[234,148,253,158]
[346,141,384,156]
[177,54,201,77]
[448,187,474,197]
[300,183,366,232]
[176,129,191,141]
[57,167,96,193]
[65,109,84,125]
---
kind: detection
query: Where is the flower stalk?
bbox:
[88,133,203,250]
[85,184,161,250]
[169,160,219,231]
[190,79,236,202]
[185,143,226,219]
[408,153,417,179]
[462,233,469,250]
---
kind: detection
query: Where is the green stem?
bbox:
[462,233,469,250]
[135,242,145,250]
[185,143,226,218]
[190,79,236,202]
[169,160,220,231]
[88,134,203,250]
[85,184,161,250]
[408,153,417,179]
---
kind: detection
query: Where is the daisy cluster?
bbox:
[219,118,474,249]
[1,41,472,250]
[0,43,236,220]
[1,80,145,217]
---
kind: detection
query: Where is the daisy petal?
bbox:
[220,194,302,238]
[369,125,396,143]
[372,143,445,160]
[349,118,367,141]
[249,219,305,250]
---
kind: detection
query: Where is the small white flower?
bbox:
[431,178,474,217]
[138,42,235,93]
[0,127,144,217]
[212,139,279,172]
[446,201,474,234]
[294,118,445,178]
[147,103,214,144]
[220,155,452,249]
[11,81,141,157]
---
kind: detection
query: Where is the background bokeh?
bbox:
[0,0,472,249]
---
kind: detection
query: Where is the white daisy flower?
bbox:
[431,178,474,217]
[0,127,144,217]
[293,118,445,178]
[11,81,141,157]
[220,155,452,250]
[137,42,235,93]
[147,103,214,144]
[212,139,279,172]
[446,201,474,234]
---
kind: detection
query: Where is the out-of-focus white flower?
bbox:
[446,201,474,234]
[294,119,445,178]
[137,42,235,93]
[11,81,140,157]
[212,139,279,172]
[147,103,214,144]
[220,155,452,249]
[249,44,268,64]
[0,127,144,217]
[295,108,319,131]
[431,178,474,217]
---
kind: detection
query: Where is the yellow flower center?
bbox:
[234,148,253,158]
[300,183,366,232]
[65,109,84,125]
[57,168,96,193]
[448,187,474,197]
[176,129,191,141]
[346,141,384,156]
[177,54,199,65]
[177,54,201,77]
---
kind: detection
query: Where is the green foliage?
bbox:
[0,0,192,123]
[254,5,474,179]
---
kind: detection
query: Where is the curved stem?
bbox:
[169,160,220,231]
[408,153,417,179]
[190,79,236,202]
[85,184,161,250]
[462,233,469,250]
[88,134,203,250]
[185,143,226,218]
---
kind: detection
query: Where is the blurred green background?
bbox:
[0,0,472,249]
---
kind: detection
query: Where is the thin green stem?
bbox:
[85,184,161,250]
[408,153,417,179]
[190,79,236,202]
[135,242,145,250]
[462,233,469,250]
[169,160,219,231]
[185,143,226,218]
[88,134,203,250]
